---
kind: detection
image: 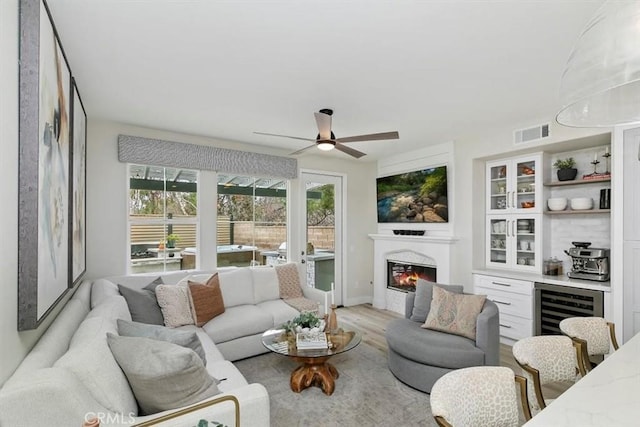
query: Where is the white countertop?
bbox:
[472,269,611,292]
[523,331,640,426]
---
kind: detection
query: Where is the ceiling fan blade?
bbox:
[314,112,332,140]
[335,143,366,159]
[254,132,315,142]
[290,144,318,156]
[336,131,399,143]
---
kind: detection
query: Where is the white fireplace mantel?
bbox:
[368,233,458,244]
[369,233,458,313]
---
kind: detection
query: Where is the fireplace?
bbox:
[387,261,437,292]
[370,234,455,313]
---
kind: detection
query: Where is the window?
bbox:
[129,165,198,273]
[217,175,287,267]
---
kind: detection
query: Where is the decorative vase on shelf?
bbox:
[557,168,578,181]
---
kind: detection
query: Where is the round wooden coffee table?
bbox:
[261,328,361,395]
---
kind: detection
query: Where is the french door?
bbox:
[299,171,343,306]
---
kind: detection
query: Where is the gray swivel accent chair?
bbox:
[385,281,500,393]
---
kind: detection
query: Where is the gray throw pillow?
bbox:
[409,279,464,323]
[106,334,220,415]
[117,319,206,365]
[143,276,164,292]
[118,284,164,325]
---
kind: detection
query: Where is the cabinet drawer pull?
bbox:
[500,324,513,329]
[491,281,512,287]
[491,299,512,306]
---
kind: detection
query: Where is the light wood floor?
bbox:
[337,303,570,399]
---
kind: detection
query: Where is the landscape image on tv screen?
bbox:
[376,165,448,223]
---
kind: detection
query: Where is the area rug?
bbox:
[234,341,437,427]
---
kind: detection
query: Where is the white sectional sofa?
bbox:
[0,264,326,426]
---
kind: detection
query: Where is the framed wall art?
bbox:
[18,0,74,330]
[70,78,87,286]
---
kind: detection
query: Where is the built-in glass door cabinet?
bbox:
[486,154,542,214]
[487,215,540,271]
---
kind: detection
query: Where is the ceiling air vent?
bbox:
[513,123,550,145]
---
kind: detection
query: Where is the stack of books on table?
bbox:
[296,331,329,349]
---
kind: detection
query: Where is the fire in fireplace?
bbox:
[387,261,437,292]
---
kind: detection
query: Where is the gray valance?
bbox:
[118,134,298,179]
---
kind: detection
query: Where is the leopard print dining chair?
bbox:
[559,317,619,374]
[512,335,580,415]
[430,366,532,427]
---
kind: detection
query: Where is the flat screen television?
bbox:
[376,165,448,223]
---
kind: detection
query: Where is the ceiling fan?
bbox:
[254,108,399,159]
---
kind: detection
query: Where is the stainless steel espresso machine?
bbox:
[564,241,610,282]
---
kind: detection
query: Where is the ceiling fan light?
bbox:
[317,140,335,151]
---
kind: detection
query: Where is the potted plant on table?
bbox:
[553,157,578,181]
[281,312,324,335]
[165,233,180,248]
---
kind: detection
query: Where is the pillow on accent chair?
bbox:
[106,334,220,415]
[116,319,206,364]
[155,284,195,328]
[410,279,464,323]
[275,263,304,299]
[118,277,164,325]
[422,285,487,340]
[187,273,225,327]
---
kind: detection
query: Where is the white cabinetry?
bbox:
[473,274,533,343]
[486,154,543,214]
[487,215,542,271]
[486,154,545,273]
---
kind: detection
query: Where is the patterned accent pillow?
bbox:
[187,274,225,327]
[410,280,464,323]
[155,285,194,328]
[275,263,304,299]
[422,286,486,340]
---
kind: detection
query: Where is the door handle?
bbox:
[499,324,512,329]
[301,259,306,264]
[491,299,512,306]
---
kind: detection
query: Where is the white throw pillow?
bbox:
[251,266,281,303]
[218,268,255,307]
[155,285,194,328]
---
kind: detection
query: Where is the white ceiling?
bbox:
[46,0,605,160]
